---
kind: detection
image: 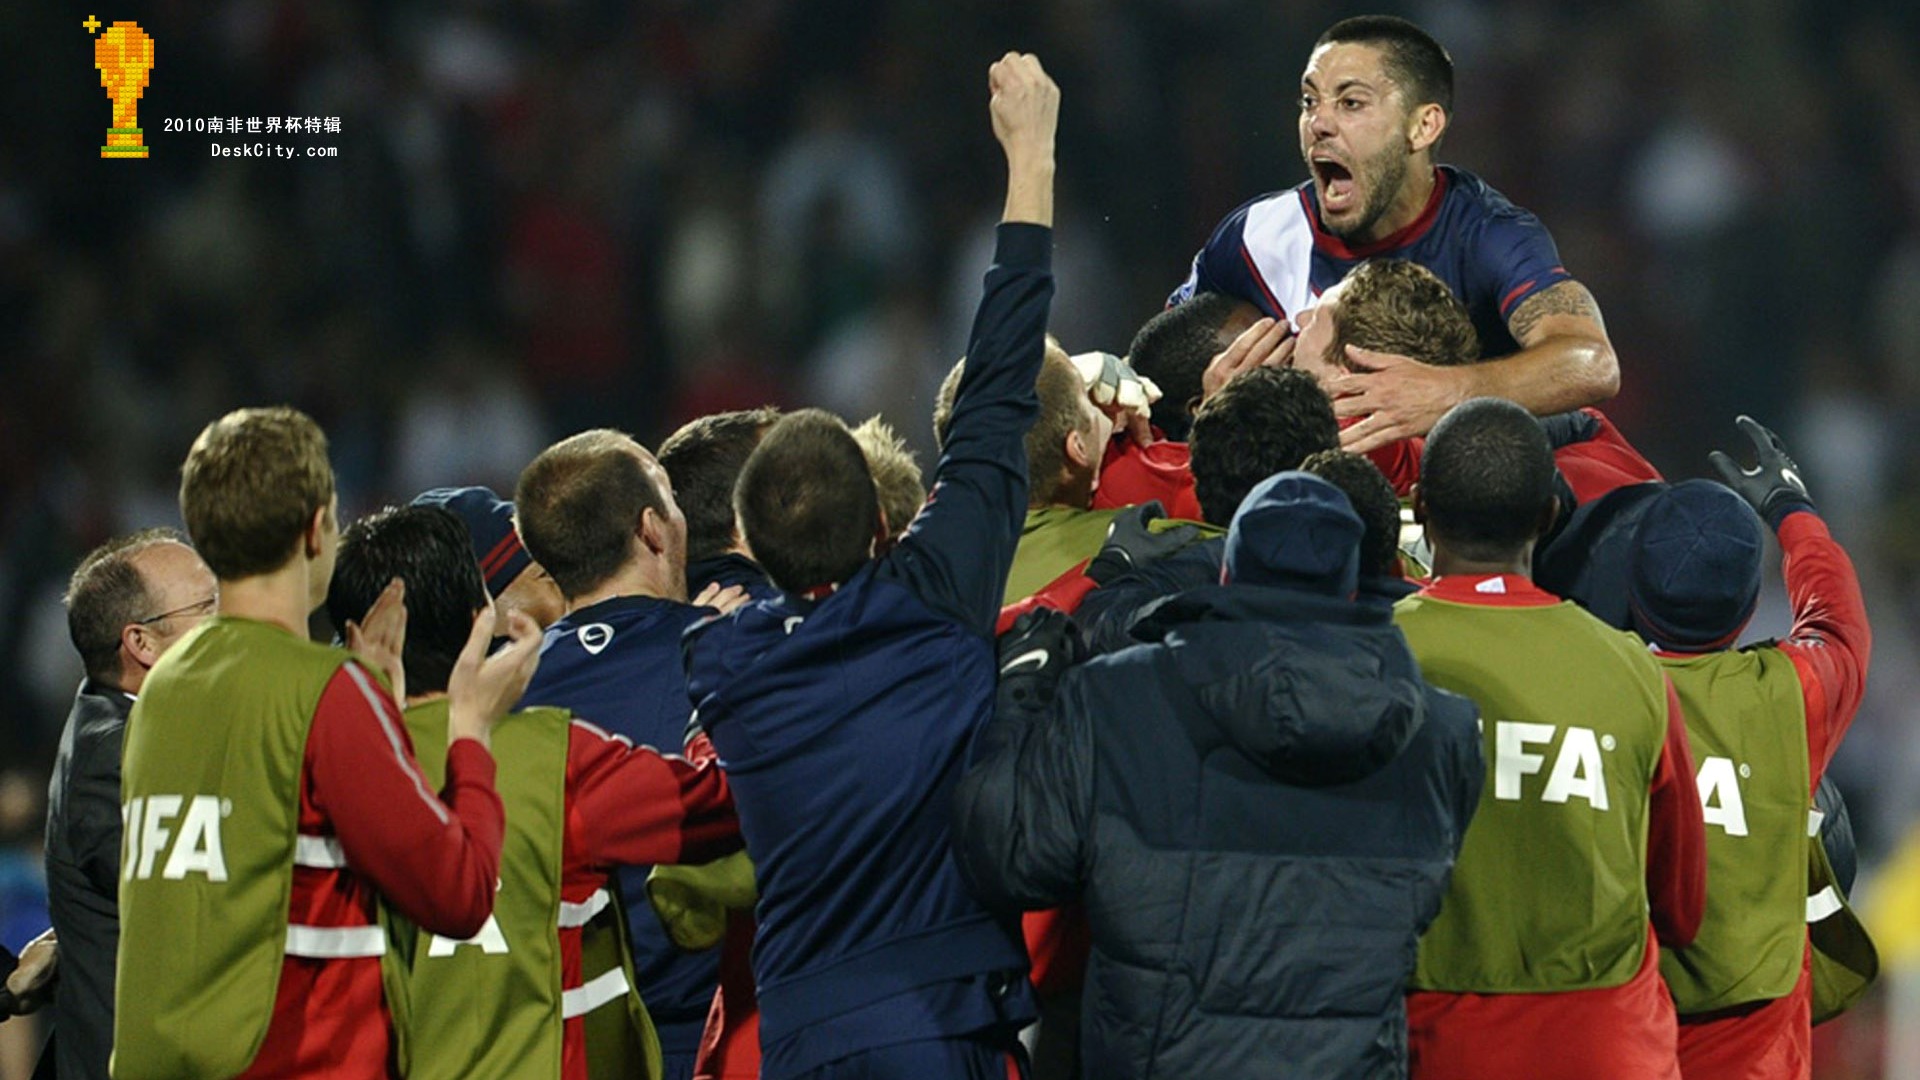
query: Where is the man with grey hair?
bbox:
[47,528,215,1080]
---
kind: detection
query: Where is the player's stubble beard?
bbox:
[1320,138,1411,243]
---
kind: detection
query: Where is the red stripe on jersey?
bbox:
[479,531,523,577]
[1500,279,1538,315]
[1239,245,1288,322]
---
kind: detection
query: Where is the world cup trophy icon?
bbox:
[91,19,154,159]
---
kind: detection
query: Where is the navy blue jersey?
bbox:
[1170,165,1571,358]
[687,553,779,603]
[520,594,717,1055]
[683,223,1052,1078]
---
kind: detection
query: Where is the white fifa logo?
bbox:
[123,795,231,881]
[1695,756,1751,837]
[1492,722,1611,809]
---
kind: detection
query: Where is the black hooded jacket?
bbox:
[954,583,1483,1079]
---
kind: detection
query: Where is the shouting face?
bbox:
[1299,42,1422,242]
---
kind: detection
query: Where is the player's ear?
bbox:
[1065,428,1095,471]
[303,502,330,559]
[639,507,669,557]
[1410,484,1428,526]
[1407,103,1446,154]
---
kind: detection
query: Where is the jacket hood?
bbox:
[1133,584,1426,787]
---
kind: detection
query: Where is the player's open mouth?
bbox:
[1313,158,1356,211]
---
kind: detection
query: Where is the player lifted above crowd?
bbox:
[1173,15,1619,454]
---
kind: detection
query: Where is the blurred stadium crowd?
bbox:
[3,2,1920,1064]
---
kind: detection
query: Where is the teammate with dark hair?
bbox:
[328,505,740,1080]
[1124,292,1261,442]
[659,408,782,599]
[1299,449,1404,587]
[1395,398,1706,1080]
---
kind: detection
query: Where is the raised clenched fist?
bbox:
[988,53,1059,165]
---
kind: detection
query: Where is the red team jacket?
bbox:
[557,724,740,1080]
[246,664,504,1078]
[1360,407,1662,501]
[239,665,738,1080]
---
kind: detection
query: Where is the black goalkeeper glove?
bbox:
[1085,501,1204,586]
[1708,415,1814,530]
[996,608,1084,713]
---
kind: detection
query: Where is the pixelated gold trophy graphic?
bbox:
[87,16,154,159]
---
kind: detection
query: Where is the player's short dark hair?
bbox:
[735,409,880,594]
[1317,15,1454,116]
[1301,450,1401,579]
[1127,293,1245,442]
[1419,398,1556,563]
[1188,367,1341,526]
[65,528,187,684]
[659,408,781,566]
[328,506,487,698]
[1329,260,1478,370]
[515,430,671,600]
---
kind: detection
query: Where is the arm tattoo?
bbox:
[1508,280,1606,344]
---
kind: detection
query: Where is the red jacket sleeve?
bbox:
[1340,417,1421,497]
[996,562,1100,635]
[1772,511,1871,785]
[1091,438,1204,521]
[307,663,504,938]
[1552,409,1663,504]
[564,720,742,870]
[1645,676,1706,949]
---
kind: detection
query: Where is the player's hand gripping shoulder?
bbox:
[0,929,56,1019]
[989,53,1059,227]
[446,604,543,750]
[692,581,751,616]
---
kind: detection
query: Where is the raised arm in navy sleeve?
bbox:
[879,222,1054,636]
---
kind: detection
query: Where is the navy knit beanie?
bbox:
[409,486,531,598]
[1627,479,1764,650]
[1224,471,1362,597]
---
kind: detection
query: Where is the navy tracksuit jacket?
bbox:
[683,223,1053,1078]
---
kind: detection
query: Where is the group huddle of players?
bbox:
[31,14,1875,1080]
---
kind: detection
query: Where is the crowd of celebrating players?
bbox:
[9,16,1879,1080]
